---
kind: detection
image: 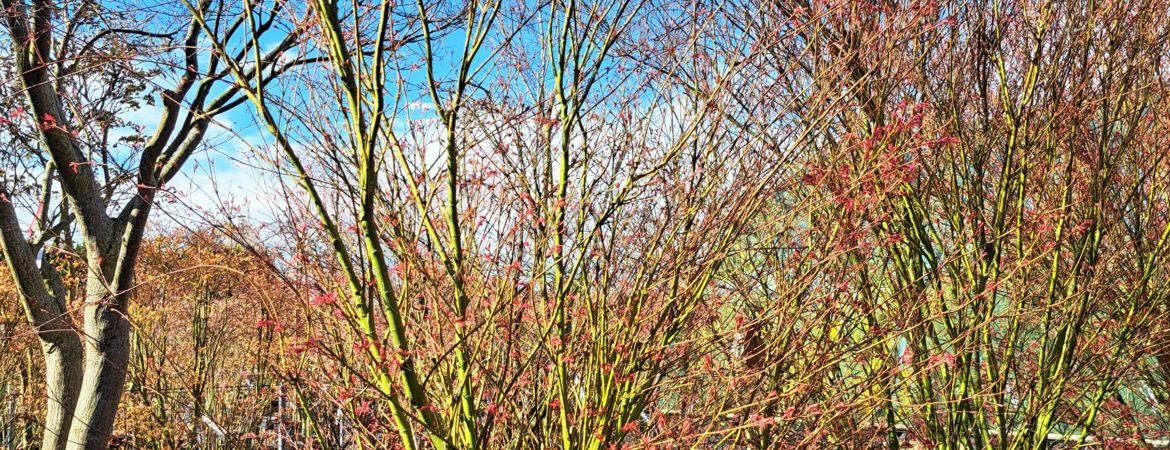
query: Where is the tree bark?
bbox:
[39,328,83,450]
[0,172,84,450]
[66,296,132,450]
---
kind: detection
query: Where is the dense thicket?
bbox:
[3,0,1170,449]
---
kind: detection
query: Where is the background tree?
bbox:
[0,1,298,448]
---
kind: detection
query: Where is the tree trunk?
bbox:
[66,273,133,450]
[0,174,85,450]
[37,323,83,450]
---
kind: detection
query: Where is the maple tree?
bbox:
[3,0,1170,449]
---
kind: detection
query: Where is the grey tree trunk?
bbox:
[66,279,133,450]
[0,163,83,450]
[38,326,83,450]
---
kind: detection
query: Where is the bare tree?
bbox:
[0,1,298,448]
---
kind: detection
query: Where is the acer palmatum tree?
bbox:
[199,0,851,448]
[177,0,1170,448]
[744,0,1170,448]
